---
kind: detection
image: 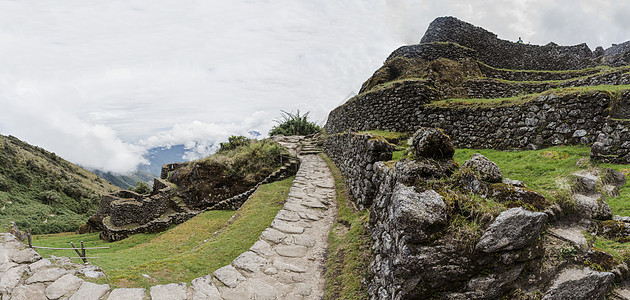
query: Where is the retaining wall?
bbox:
[322,133,395,209]
[325,86,629,151]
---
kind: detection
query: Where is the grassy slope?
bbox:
[0,135,117,234]
[321,154,371,300]
[33,176,293,288]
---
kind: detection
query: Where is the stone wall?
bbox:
[419,16,596,70]
[463,70,630,99]
[322,133,395,209]
[477,63,602,81]
[324,81,437,136]
[325,86,629,151]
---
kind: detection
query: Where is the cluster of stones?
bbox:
[0,233,110,300]
[323,133,396,209]
[95,157,299,242]
[323,128,618,299]
[0,140,336,299]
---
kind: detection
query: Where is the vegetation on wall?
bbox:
[269,110,321,136]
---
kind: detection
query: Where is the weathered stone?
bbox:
[69,282,110,300]
[261,227,288,244]
[543,268,613,300]
[232,251,268,273]
[476,207,547,253]
[411,127,455,159]
[390,183,447,243]
[25,267,67,284]
[249,239,274,257]
[28,258,51,273]
[10,248,41,264]
[212,265,245,288]
[191,275,222,300]
[276,209,301,222]
[10,284,47,300]
[107,288,146,300]
[275,245,309,258]
[0,265,27,293]
[271,220,305,234]
[273,260,308,273]
[45,274,83,300]
[462,153,502,183]
[488,183,548,210]
[150,283,188,300]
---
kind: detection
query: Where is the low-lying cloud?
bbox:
[0,0,628,173]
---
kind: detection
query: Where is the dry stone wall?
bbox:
[322,133,395,209]
[419,16,596,70]
[463,69,630,99]
[326,86,624,151]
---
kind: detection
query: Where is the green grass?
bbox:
[454,146,630,216]
[321,153,371,300]
[33,176,294,288]
[429,84,630,108]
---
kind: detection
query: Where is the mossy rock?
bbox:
[586,248,616,271]
[488,183,548,211]
[595,220,630,243]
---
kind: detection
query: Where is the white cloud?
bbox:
[0,0,629,172]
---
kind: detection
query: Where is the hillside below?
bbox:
[0,134,117,234]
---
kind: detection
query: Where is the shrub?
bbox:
[269,110,321,136]
[219,135,249,152]
[132,182,151,195]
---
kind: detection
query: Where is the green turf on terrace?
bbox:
[428,84,630,108]
[32,176,294,288]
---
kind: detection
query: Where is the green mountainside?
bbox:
[92,170,156,190]
[0,134,117,234]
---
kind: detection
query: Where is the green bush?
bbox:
[219,135,249,152]
[269,110,321,136]
[132,182,151,195]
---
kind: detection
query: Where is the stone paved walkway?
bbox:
[0,140,337,299]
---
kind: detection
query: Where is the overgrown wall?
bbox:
[325,86,629,150]
[322,133,395,209]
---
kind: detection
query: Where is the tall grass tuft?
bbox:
[269,110,321,136]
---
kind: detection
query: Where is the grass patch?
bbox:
[454,146,630,216]
[33,176,294,288]
[321,153,371,300]
[428,84,630,108]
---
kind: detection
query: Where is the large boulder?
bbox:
[543,268,613,300]
[462,153,502,183]
[390,183,448,243]
[411,128,455,159]
[476,207,547,253]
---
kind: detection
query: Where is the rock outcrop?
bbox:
[323,128,619,299]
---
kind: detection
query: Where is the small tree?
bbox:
[269,110,321,136]
[132,181,151,195]
[219,135,249,152]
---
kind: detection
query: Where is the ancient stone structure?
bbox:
[0,139,336,299]
[325,16,630,164]
[323,130,626,299]
[92,158,299,242]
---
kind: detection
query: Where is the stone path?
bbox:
[0,139,337,299]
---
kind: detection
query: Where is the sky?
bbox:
[0,0,629,173]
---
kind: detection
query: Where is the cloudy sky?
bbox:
[0,0,629,173]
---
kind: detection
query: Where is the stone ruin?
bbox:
[322,16,630,299]
[86,157,299,242]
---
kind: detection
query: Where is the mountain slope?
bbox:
[92,170,156,190]
[0,134,117,234]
